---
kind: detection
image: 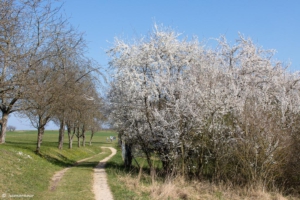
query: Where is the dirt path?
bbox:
[49,152,104,191]
[93,147,117,200]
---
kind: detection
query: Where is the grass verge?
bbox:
[106,145,151,200]
[106,145,300,200]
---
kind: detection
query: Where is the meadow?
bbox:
[1,130,299,200]
[0,130,117,200]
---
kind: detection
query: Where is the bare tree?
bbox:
[0,0,67,144]
[52,29,87,150]
[0,0,26,143]
[7,125,16,132]
[89,115,104,146]
[56,68,103,149]
[20,60,61,153]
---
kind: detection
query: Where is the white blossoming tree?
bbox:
[108,25,300,189]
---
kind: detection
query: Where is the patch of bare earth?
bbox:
[93,147,117,200]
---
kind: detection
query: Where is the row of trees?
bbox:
[109,25,300,193]
[0,0,104,152]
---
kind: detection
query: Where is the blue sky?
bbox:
[11,0,300,130]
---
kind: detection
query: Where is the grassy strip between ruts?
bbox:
[0,130,117,200]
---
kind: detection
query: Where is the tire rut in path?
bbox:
[49,152,104,191]
[93,147,117,200]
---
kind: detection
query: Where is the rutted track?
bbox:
[93,147,117,200]
[49,151,104,191]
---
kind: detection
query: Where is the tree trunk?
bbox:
[36,126,45,153]
[124,142,133,169]
[68,133,73,149]
[67,125,73,149]
[89,130,94,146]
[0,113,9,144]
[181,142,185,175]
[77,136,80,147]
[118,131,123,147]
[82,125,86,147]
[77,127,80,147]
[82,134,85,147]
[142,149,156,182]
[41,129,44,144]
[58,118,65,149]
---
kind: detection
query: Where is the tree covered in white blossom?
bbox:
[108,25,300,190]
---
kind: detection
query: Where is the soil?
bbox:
[93,147,117,200]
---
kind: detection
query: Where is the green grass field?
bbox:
[0,130,117,200]
[1,130,297,200]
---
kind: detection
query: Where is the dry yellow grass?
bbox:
[117,172,299,200]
